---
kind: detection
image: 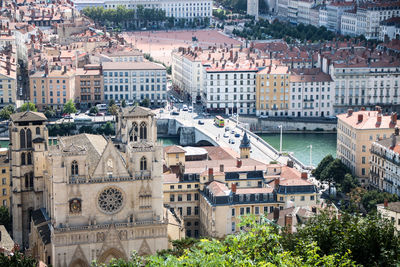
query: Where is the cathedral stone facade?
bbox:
[10,107,178,266]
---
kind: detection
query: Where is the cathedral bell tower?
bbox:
[9,111,48,248]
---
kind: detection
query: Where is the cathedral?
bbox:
[9,106,181,266]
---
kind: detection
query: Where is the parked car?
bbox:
[223,133,229,138]
[235,133,240,138]
[225,126,230,132]
[97,112,105,116]
[64,115,72,119]
[75,110,81,115]
[198,120,204,125]
[231,130,235,134]
[229,139,235,144]
[171,111,180,115]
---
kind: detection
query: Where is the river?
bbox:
[259,133,337,166]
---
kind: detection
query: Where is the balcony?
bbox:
[303,99,314,102]
[69,171,152,184]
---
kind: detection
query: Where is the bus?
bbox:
[214,116,225,127]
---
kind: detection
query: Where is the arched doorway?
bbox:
[97,248,126,264]
[69,259,89,267]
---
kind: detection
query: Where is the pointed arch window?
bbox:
[24,173,29,188]
[21,152,26,165]
[30,172,34,188]
[36,127,40,136]
[27,152,32,165]
[26,129,32,148]
[140,122,147,140]
[140,156,147,171]
[20,129,26,149]
[71,160,79,176]
[132,122,138,142]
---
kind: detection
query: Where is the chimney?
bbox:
[220,164,224,173]
[384,198,388,208]
[358,114,363,123]
[391,112,397,125]
[208,168,214,181]
[285,214,293,233]
[236,158,242,168]
[377,114,382,125]
[347,109,353,116]
[391,133,396,149]
[231,183,237,194]
[301,172,308,180]
[273,207,280,221]
[229,50,233,60]
[275,177,280,189]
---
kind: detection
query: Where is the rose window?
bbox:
[98,187,124,214]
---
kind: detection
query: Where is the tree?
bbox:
[361,189,398,213]
[0,250,37,266]
[44,107,56,119]
[90,106,99,114]
[121,99,127,108]
[97,121,114,136]
[320,158,350,195]
[79,125,95,134]
[108,99,116,107]
[0,206,11,232]
[283,211,400,266]
[340,173,359,194]
[20,102,37,112]
[0,105,15,120]
[63,100,77,114]
[140,98,150,107]
[312,154,334,180]
[108,104,119,116]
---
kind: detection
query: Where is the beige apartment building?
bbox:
[75,65,103,109]
[377,201,400,231]
[29,66,75,111]
[256,65,290,117]
[0,54,17,105]
[0,148,10,208]
[337,109,400,185]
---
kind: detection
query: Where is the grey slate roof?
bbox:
[10,111,47,122]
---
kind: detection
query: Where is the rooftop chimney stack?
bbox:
[384,198,388,208]
[220,164,224,173]
[236,158,242,168]
[358,114,363,123]
[377,114,382,125]
[347,109,353,116]
[208,168,214,181]
[301,172,308,180]
[231,183,237,194]
[285,214,293,233]
[391,112,397,125]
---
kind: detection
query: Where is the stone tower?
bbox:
[9,111,48,248]
[240,132,251,159]
[247,0,259,20]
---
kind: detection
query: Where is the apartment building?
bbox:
[297,0,315,25]
[102,61,167,104]
[29,66,75,111]
[171,47,204,102]
[204,65,257,115]
[326,2,354,32]
[200,181,283,238]
[330,60,400,115]
[75,64,103,109]
[247,0,259,19]
[379,17,400,41]
[277,0,289,17]
[289,68,333,117]
[340,10,358,37]
[0,55,17,105]
[370,128,400,195]
[377,201,400,231]
[73,0,213,19]
[319,6,328,27]
[287,0,298,24]
[256,65,290,117]
[0,148,10,208]
[337,109,400,185]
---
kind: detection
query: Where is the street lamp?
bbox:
[307,144,313,167]
[278,125,283,153]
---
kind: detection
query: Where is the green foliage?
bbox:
[97,121,115,136]
[90,106,99,114]
[0,206,11,232]
[48,123,76,136]
[63,100,77,114]
[44,107,56,119]
[78,125,95,134]
[121,99,127,108]
[233,19,340,42]
[166,66,172,75]
[20,102,37,112]
[0,105,15,120]
[99,215,355,266]
[108,99,116,107]
[350,188,399,213]
[283,211,400,266]
[0,251,38,266]
[108,104,119,116]
[340,173,359,194]
[140,98,150,107]
[312,154,334,180]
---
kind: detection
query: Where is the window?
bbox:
[1,178,5,185]
[362,145,366,152]
[246,207,251,214]
[26,129,32,148]
[187,194,192,201]
[178,194,182,201]
[264,206,268,214]
[131,122,138,142]
[362,157,366,164]
[140,122,147,140]
[20,129,25,148]
[310,195,315,201]
[178,185,182,189]
[187,207,191,216]
[21,152,25,165]
[255,207,259,215]
[240,207,244,215]
[194,193,199,200]
[300,196,305,201]
[232,208,235,216]
[362,168,366,176]
[2,188,6,196]
[170,194,175,202]
[36,127,40,136]
[2,200,6,207]
[187,184,191,189]
[27,152,32,165]
[140,156,147,171]
[194,206,199,215]
[170,185,174,189]
[71,160,79,176]
[231,222,236,232]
